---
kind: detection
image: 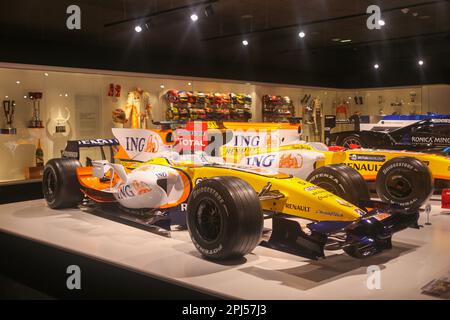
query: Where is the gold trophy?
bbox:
[1,100,17,134]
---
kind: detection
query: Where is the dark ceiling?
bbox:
[0,0,449,88]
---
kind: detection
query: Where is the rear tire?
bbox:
[376,156,433,209]
[306,164,370,206]
[187,176,263,260]
[43,158,83,209]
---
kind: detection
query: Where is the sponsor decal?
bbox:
[372,213,391,221]
[304,185,320,192]
[285,203,310,212]
[349,154,386,162]
[315,210,344,218]
[318,194,333,200]
[78,138,118,146]
[245,154,276,167]
[411,136,450,145]
[431,119,450,123]
[233,134,261,147]
[279,153,303,169]
[125,136,159,153]
[381,162,414,175]
[345,162,382,172]
[336,198,353,207]
[117,184,135,199]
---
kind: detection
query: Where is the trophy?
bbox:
[28,92,44,128]
[1,100,17,134]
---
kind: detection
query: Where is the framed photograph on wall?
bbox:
[75,95,100,139]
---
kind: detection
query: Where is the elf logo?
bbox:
[245,154,276,167]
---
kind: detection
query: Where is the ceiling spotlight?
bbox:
[188,82,192,86]
[374,64,380,69]
[418,60,424,66]
[242,40,249,46]
[5,96,8,99]
[65,93,68,97]
[134,25,142,33]
[160,84,165,89]
[298,31,306,38]
[378,20,385,26]
[44,73,49,77]
[204,5,214,17]
[24,95,27,99]
[190,14,199,22]
[340,39,352,43]
[16,81,20,84]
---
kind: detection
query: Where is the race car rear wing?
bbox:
[62,138,119,160]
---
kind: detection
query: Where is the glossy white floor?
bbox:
[0,199,449,299]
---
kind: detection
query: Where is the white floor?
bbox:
[0,199,449,299]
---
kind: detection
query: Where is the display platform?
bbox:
[0,199,449,299]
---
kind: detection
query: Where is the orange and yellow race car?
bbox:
[42,126,432,261]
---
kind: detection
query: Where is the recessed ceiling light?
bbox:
[160,84,165,89]
[188,82,192,86]
[340,39,352,43]
[298,31,306,38]
[190,14,199,22]
[65,93,68,97]
[44,73,49,77]
[242,40,249,46]
[5,96,8,99]
[134,25,142,33]
[378,20,385,26]
[332,38,341,42]
[418,60,424,66]
[24,95,27,99]
[59,94,63,97]
[374,64,380,69]
[16,81,20,84]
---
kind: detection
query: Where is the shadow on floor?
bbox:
[239,241,419,291]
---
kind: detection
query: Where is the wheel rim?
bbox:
[343,138,361,148]
[195,199,222,243]
[43,169,56,204]
[385,173,413,200]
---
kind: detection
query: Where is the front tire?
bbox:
[376,156,433,209]
[187,176,263,260]
[306,164,370,206]
[43,158,83,209]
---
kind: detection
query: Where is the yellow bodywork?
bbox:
[280,143,450,182]
[129,157,363,222]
